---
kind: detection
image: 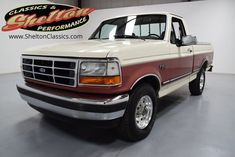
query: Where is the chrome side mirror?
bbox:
[182,35,197,46]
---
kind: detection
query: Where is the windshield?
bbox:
[90,14,167,40]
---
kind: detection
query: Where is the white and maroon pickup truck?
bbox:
[17,12,213,141]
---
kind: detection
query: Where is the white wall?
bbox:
[47,0,78,6]
[82,0,200,9]
[78,0,235,74]
[1,0,235,74]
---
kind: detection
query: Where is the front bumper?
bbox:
[17,83,129,121]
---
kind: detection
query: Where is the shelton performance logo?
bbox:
[2,4,95,32]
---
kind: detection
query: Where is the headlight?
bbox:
[79,59,121,86]
[80,62,107,76]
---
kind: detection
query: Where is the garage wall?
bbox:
[47,0,78,6]
[82,0,201,9]
[77,0,235,74]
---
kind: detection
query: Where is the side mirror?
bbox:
[181,35,197,46]
[175,39,182,47]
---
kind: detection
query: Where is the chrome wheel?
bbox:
[135,95,153,129]
[199,72,205,90]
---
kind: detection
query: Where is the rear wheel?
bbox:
[189,69,206,95]
[118,83,158,141]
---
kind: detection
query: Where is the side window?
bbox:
[170,26,176,44]
[171,18,186,44]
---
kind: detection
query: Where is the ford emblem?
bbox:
[39,68,46,73]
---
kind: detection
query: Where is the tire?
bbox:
[189,69,206,95]
[118,83,158,141]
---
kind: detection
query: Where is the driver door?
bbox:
[169,17,193,80]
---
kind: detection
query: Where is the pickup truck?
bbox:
[17,12,213,141]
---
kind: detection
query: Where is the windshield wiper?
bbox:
[89,37,110,40]
[89,37,98,40]
[114,35,145,41]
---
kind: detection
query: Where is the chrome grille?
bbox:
[21,56,78,87]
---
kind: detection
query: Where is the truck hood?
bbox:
[24,39,166,59]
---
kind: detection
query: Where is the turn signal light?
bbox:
[80,76,121,85]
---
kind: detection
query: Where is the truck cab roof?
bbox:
[102,12,183,21]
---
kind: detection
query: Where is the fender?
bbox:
[121,63,162,92]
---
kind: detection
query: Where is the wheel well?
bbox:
[131,76,160,93]
[202,61,208,70]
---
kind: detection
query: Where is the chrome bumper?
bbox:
[17,83,129,121]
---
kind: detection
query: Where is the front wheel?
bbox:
[189,69,206,95]
[118,83,158,141]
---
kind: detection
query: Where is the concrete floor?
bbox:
[0,73,235,157]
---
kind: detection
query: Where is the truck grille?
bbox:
[21,56,78,87]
